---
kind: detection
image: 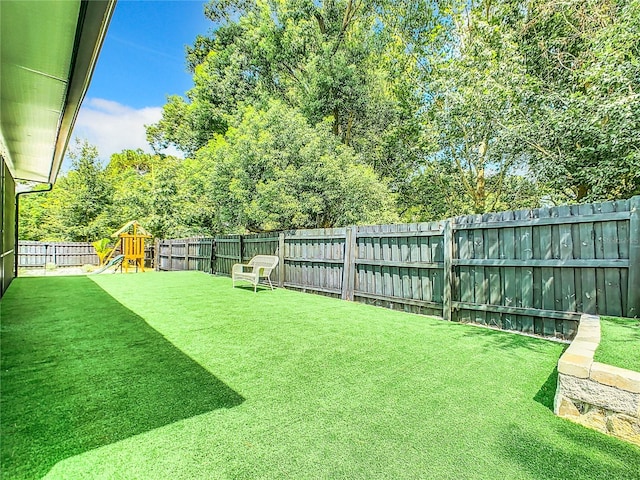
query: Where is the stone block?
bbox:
[580,406,608,432]
[591,362,640,394]
[574,327,600,344]
[607,413,640,446]
[558,353,591,378]
[570,340,598,355]
[555,314,640,446]
[558,373,640,417]
[555,395,580,418]
[579,314,601,327]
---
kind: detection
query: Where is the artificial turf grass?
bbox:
[87,272,639,478]
[3,272,639,479]
[594,316,640,372]
[0,276,243,480]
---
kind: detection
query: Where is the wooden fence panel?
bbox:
[18,241,99,267]
[214,235,241,275]
[157,241,172,271]
[18,242,47,267]
[450,198,633,339]
[628,196,640,318]
[283,228,346,296]
[171,241,187,271]
[157,237,213,272]
[353,222,443,316]
[184,238,214,272]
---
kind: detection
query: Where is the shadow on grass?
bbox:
[233,283,274,293]
[498,422,640,479]
[453,322,561,352]
[533,366,559,411]
[1,277,244,480]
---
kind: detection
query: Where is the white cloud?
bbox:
[71,98,182,162]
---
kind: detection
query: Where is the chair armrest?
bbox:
[232,263,251,275]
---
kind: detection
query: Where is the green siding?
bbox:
[1,157,16,297]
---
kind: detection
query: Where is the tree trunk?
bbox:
[344,112,354,146]
[576,184,589,201]
[474,139,488,213]
[333,107,340,136]
[474,166,486,213]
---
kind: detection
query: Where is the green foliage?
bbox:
[106,150,192,239]
[195,101,398,232]
[21,124,395,239]
[147,0,429,201]
[29,139,113,241]
[146,94,229,157]
[519,0,640,202]
[417,1,532,214]
[91,238,114,265]
[19,144,197,241]
[16,183,54,241]
[408,0,639,212]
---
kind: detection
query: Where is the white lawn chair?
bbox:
[232,255,279,292]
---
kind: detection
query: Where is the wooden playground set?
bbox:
[97,221,152,274]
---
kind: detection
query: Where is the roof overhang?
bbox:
[0,0,116,184]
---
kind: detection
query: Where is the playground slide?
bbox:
[92,254,125,274]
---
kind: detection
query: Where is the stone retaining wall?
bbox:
[554,314,640,445]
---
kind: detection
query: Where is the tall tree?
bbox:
[194,100,398,232]
[39,139,113,241]
[147,0,430,197]
[415,0,533,214]
[106,150,196,239]
[519,0,640,201]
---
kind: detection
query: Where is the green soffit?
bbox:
[0,0,115,183]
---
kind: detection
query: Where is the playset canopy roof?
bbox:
[112,220,152,238]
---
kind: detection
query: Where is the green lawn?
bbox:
[594,316,640,372]
[1,272,638,479]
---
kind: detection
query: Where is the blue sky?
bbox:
[72,0,212,160]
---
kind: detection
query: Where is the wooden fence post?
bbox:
[443,220,454,321]
[185,238,191,271]
[209,238,216,274]
[628,195,640,318]
[342,226,357,301]
[154,238,159,271]
[278,232,285,288]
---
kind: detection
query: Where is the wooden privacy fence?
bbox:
[18,241,100,267]
[18,241,155,269]
[157,237,215,272]
[157,234,279,277]
[157,196,640,340]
